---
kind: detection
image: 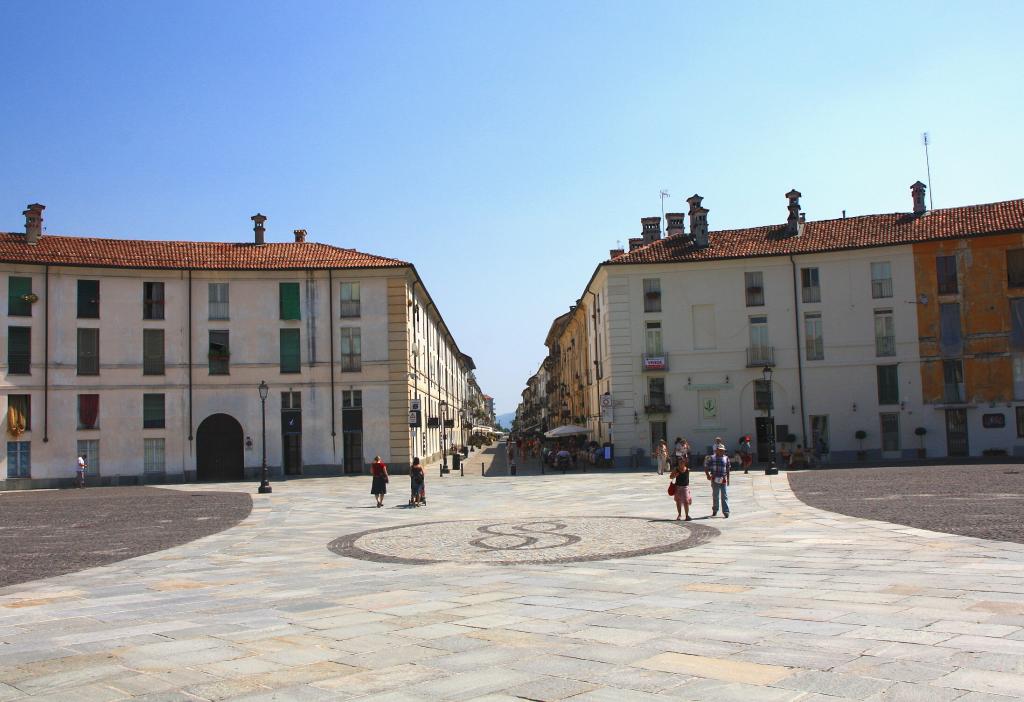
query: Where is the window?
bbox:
[1008,250,1024,288]
[8,276,32,316]
[645,321,663,356]
[282,391,301,409]
[1017,407,1024,438]
[745,271,764,307]
[754,379,773,410]
[650,421,667,448]
[279,282,300,320]
[6,441,30,478]
[7,395,30,435]
[340,327,361,371]
[880,413,900,451]
[943,359,964,403]
[804,312,823,360]
[77,328,99,375]
[643,279,661,313]
[209,330,229,374]
[340,282,361,318]
[143,393,165,429]
[801,267,821,303]
[280,329,300,373]
[939,303,962,357]
[342,390,362,408]
[78,394,100,430]
[143,282,165,320]
[749,315,771,364]
[143,329,165,375]
[647,377,667,408]
[77,280,100,318]
[936,255,958,295]
[209,283,229,320]
[871,262,893,299]
[874,309,895,357]
[77,439,99,476]
[876,365,899,405]
[7,326,31,374]
[144,438,166,474]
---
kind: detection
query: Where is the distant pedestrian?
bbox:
[409,457,425,507]
[738,435,753,474]
[815,435,829,466]
[370,456,388,507]
[669,456,692,520]
[655,439,669,475]
[76,455,87,488]
[703,441,731,518]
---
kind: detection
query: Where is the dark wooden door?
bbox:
[945,409,969,457]
[342,406,363,474]
[196,413,244,481]
[755,416,775,463]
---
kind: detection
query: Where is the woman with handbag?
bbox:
[370,456,389,508]
[668,455,692,521]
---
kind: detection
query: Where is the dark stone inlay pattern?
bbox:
[328,516,719,566]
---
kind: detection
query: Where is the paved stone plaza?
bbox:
[2,464,1024,701]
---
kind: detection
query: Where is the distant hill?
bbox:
[496,411,515,428]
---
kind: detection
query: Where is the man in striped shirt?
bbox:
[703,441,731,518]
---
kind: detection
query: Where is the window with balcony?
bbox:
[340,282,361,318]
[643,278,661,313]
[804,312,823,360]
[646,377,669,412]
[77,328,99,375]
[1008,249,1024,288]
[943,359,964,403]
[645,321,663,356]
[340,327,361,371]
[143,282,165,320]
[936,255,958,295]
[208,283,229,320]
[874,309,895,356]
[748,316,772,366]
[143,329,165,375]
[7,326,31,374]
[801,267,821,303]
[939,303,962,357]
[208,330,230,375]
[279,282,300,320]
[280,329,300,373]
[143,393,165,429]
[745,271,764,307]
[8,276,32,316]
[871,261,893,299]
[876,365,899,405]
[77,280,100,318]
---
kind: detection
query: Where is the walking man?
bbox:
[703,441,731,518]
[76,454,87,488]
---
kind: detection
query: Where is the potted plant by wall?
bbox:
[914,427,927,458]
[855,430,868,461]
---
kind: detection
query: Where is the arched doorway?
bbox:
[196,413,244,481]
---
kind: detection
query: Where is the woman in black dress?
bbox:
[370,456,388,507]
[409,457,425,507]
[669,454,692,521]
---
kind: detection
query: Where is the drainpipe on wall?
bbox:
[187,269,193,443]
[43,265,49,442]
[789,254,808,446]
[328,269,337,452]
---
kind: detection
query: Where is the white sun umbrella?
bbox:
[544,425,591,438]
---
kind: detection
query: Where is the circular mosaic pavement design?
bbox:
[328,517,719,565]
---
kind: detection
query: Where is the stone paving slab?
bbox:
[1,468,1023,700]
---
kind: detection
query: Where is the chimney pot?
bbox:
[640,216,661,245]
[251,213,267,245]
[910,181,927,215]
[23,203,44,245]
[293,229,307,243]
[686,195,709,247]
[609,248,625,260]
[786,189,802,235]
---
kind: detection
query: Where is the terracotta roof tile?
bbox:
[0,234,408,270]
[609,198,1024,265]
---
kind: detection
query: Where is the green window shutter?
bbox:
[280,329,300,373]
[8,277,32,316]
[279,283,300,320]
[143,394,165,428]
[8,326,31,374]
[143,329,165,375]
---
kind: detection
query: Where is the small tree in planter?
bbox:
[914,427,927,458]
[855,430,867,461]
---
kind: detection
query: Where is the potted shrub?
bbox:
[914,427,927,458]
[855,430,867,461]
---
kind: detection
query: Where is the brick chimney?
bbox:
[911,181,927,215]
[665,212,685,238]
[609,248,625,259]
[251,213,267,245]
[640,217,661,245]
[293,229,307,243]
[687,194,709,247]
[785,190,802,235]
[23,203,44,245]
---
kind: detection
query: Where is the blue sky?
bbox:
[2,1,1022,414]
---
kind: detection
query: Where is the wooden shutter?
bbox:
[8,277,32,316]
[280,329,300,373]
[279,283,300,320]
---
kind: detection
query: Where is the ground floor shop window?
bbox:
[6,441,30,478]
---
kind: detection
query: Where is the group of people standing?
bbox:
[369,456,425,508]
[657,436,732,520]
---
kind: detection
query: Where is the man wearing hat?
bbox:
[703,440,731,518]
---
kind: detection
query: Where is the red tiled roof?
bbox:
[0,233,409,270]
[608,198,1024,265]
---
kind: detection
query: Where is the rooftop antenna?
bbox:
[659,189,671,229]
[922,132,934,210]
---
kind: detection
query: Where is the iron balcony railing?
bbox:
[746,346,775,367]
[644,393,671,414]
[872,278,893,298]
[875,335,896,356]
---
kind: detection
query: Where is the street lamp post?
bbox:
[257,380,272,493]
[762,365,778,475]
[439,400,449,476]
